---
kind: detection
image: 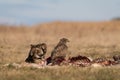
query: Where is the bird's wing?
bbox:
[54,44,67,53]
[51,44,67,58]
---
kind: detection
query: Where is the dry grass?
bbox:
[0,21,120,80]
[0,65,120,80]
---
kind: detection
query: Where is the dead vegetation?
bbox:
[0,21,120,80]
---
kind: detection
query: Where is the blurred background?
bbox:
[0,0,120,25]
[0,0,120,64]
[0,1,120,80]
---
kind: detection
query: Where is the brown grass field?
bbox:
[0,21,120,80]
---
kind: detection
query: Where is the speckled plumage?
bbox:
[25,43,47,63]
[50,38,69,65]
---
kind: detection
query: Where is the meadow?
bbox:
[0,21,120,80]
